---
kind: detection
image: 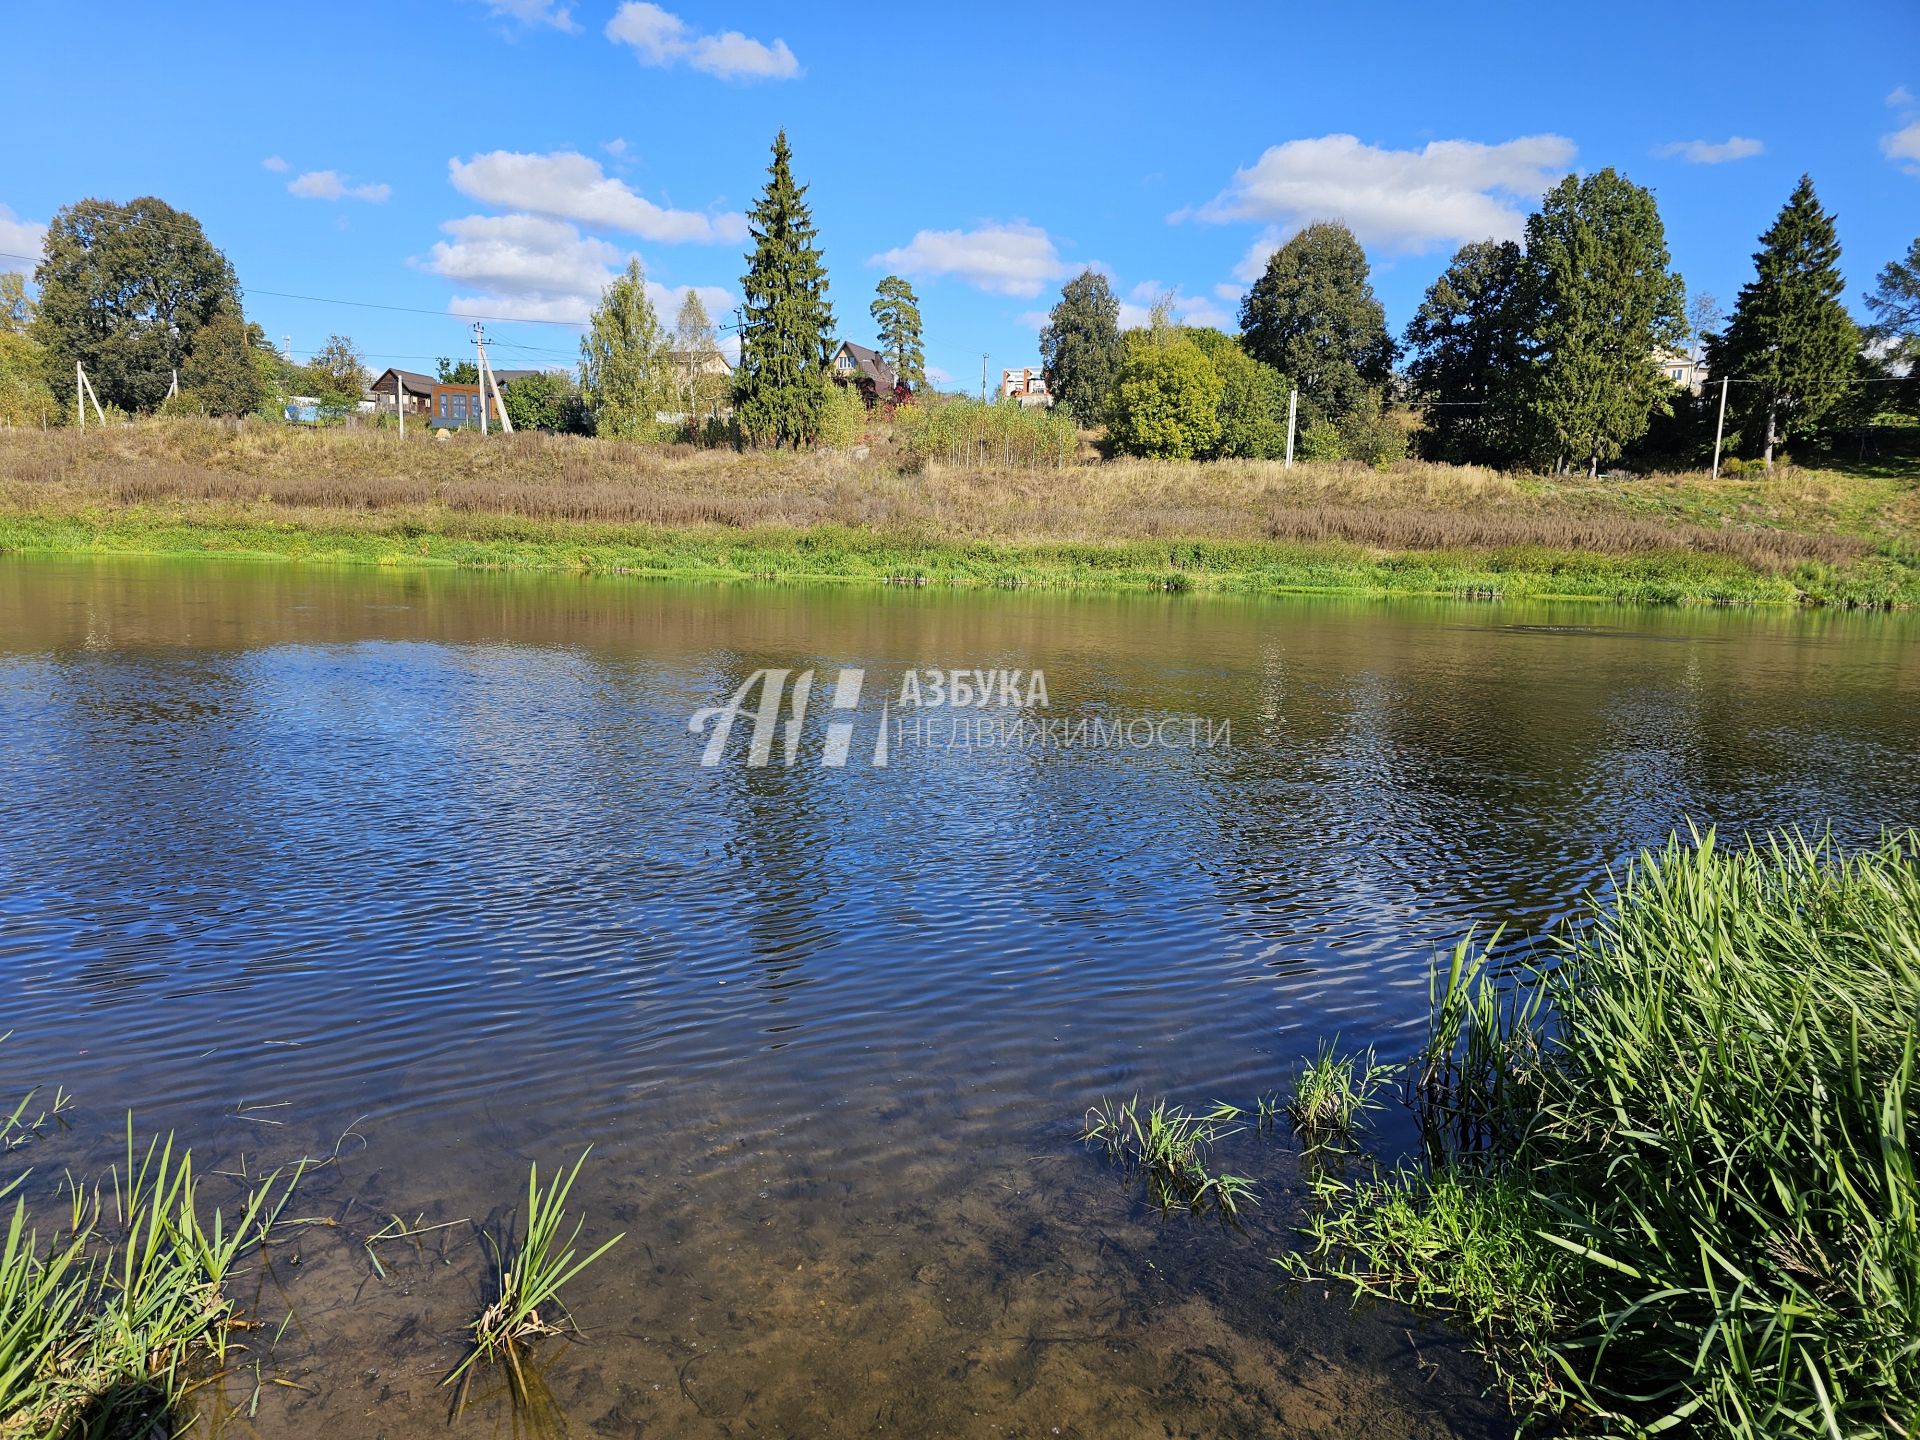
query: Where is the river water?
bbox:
[3,557,1916,1438]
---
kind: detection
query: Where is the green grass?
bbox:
[1081,1096,1256,1218]
[0,1118,300,1440]
[1290,829,1920,1437]
[3,507,1905,607]
[1286,1039,1393,1143]
[445,1150,622,1416]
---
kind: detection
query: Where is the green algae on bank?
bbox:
[1,505,1913,607]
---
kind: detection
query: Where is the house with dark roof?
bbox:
[829,341,897,400]
[368,368,437,417]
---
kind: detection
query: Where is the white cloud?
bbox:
[604,3,799,80]
[870,222,1071,298]
[449,150,745,244]
[1889,85,1915,108]
[262,155,288,173]
[603,137,629,158]
[1185,132,1576,254]
[289,170,391,203]
[424,213,733,327]
[1656,136,1764,163]
[0,205,45,271]
[427,214,621,323]
[478,0,578,29]
[1885,121,1920,174]
[924,365,952,385]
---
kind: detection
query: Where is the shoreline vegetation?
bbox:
[2,421,1918,608]
[1287,829,1920,1437]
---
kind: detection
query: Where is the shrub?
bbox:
[1297,418,1344,461]
[816,380,868,449]
[1107,328,1224,460]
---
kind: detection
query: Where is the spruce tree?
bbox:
[1526,169,1687,475]
[578,257,668,439]
[734,131,834,447]
[870,275,925,392]
[1708,177,1858,466]
[1238,221,1395,425]
[1403,239,1535,466]
[1040,269,1121,426]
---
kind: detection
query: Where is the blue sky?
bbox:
[3,1,1916,389]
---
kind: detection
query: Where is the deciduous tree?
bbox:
[310,333,366,404]
[1526,168,1687,474]
[0,273,33,335]
[579,257,669,439]
[734,131,834,447]
[672,290,725,421]
[1040,269,1121,427]
[32,196,239,412]
[870,275,925,392]
[1706,176,1856,467]
[181,313,262,417]
[1239,222,1395,425]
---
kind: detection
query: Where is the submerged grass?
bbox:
[1081,1096,1256,1218]
[445,1151,622,1417]
[1291,829,1920,1436]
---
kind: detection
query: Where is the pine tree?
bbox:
[1866,237,1920,417]
[1040,269,1121,426]
[734,131,834,447]
[1707,177,1857,467]
[1238,221,1395,425]
[870,275,925,392]
[1526,168,1687,475]
[1403,240,1535,466]
[578,257,669,439]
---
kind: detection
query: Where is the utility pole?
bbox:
[1710,374,1730,480]
[395,371,405,439]
[473,323,488,436]
[981,353,988,404]
[1284,389,1298,468]
[281,335,291,360]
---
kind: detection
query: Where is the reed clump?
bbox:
[1285,1039,1393,1143]
[0,1118,299,1440]
[1292,828,1920,1436]
[445,1150,622,1415]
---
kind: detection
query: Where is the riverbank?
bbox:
[3,421,1915,606]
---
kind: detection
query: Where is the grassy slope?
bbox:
[1,421,1915,606]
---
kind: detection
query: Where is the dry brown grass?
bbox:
[0,418,1877,573]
